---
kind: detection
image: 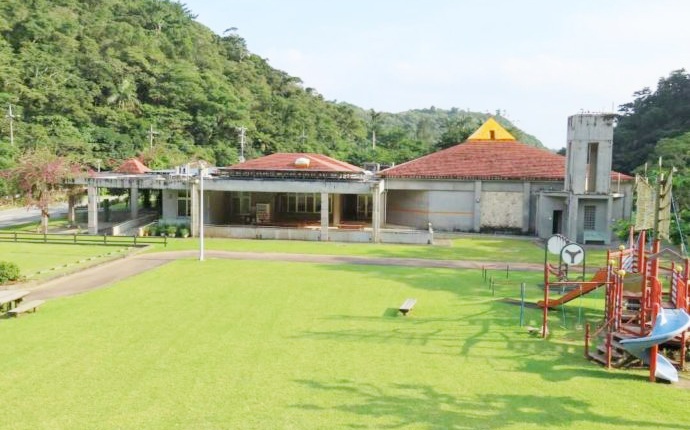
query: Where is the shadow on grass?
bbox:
[292,379,683,430]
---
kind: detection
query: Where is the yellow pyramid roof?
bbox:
[467,117,516,141]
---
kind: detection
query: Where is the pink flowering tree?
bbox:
[2,148,84,233]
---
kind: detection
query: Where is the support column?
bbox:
[67,193,77,226]
[473,180,482,232]
[130,183,139,220]
[320,192,329,241]
[605,196,613,245]
[190,182,199,237]
[332,194,341,226]
[566,195,579,242]
[372,180,383,243]
[87,184,98,235]
[522,182,531,233]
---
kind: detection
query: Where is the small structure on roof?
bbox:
[115,158,151,174]
[466,117,516,141]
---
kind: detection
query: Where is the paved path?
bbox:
[0,204,68,228]
[25,250,543,301]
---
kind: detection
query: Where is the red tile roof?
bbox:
[225,153,363,173]
[115,158,151,174]
[380,141,633,181]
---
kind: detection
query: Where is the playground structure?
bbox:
[537,234,610,337]
[538,230,690,382]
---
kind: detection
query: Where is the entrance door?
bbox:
[552,210,563,234]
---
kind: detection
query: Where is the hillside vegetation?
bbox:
[0,0,540,174]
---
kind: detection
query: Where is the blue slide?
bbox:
[619,308,690,382]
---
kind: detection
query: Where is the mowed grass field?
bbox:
[152,236,610,267]
[1,259,688,429]
[0,242,130,278]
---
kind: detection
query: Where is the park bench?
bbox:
[583,230,607,244]
[7,300,45,317]
[398,298,417,316]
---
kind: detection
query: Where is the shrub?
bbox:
[0,261,21,284]
[178,226,190,238]
[166,225,178,237]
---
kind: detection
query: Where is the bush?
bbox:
[178,226,190,238]
[165,225,178,237]
[0,261,21,284]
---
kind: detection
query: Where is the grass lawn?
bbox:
[151,236,610,267]
[0,242,131,280]
[0,259,687,429]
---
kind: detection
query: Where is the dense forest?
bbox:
[0,0,537,176]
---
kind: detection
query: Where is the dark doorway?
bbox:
[552,210,563,234]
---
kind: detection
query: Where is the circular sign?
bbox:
[560,243,585,266]
[546,234,568,255]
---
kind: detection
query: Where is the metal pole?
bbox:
[519,283,525,327]
[199,168,205,261]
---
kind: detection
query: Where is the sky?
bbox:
[183,0,690,149]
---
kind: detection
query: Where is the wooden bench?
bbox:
[7,300,45,317]
[583,230,607,244]
[398,298,417,316]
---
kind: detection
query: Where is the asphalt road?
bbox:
[0,204,69,228]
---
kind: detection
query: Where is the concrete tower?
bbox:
[564,114,614,195]
[563,113,617,244]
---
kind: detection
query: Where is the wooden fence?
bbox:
[0,231,167,247]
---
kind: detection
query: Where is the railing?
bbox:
[0,231,167,247]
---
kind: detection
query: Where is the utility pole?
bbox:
[6,104,15,146]
[147,124,159,150]
[299,126,307,150]
[237,126,246,163]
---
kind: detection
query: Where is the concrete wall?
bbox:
[480,191,523,228]
[203,224,432,244]
[427,191,474,231]
[535,194,567,239]
[386,190,429,228]
[575,198,610,243]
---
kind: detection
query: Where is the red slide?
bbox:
[537,268,608,308]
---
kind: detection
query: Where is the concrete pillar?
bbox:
[522,182,531,233]
[67,193,76,226]
[190,182,199,237]
[332,194,341,226]
[473,180,482,232]
[130,183,139,219]
[566,195,579,242]
[372,180,384,243]
[320,192,329,241]
[605,196,613,245]
[87,184,98,235]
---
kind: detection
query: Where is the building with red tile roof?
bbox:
[71,114,633,245]
[114,158,151,174]
[380,115,633,243]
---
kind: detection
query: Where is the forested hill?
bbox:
[613,69,690,174]
[0,0,542,171]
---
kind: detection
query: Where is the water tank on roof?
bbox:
[294,157,310,168]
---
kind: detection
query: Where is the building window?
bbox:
[357,195,373,219]
[231,192,250,214]
[284,193,331,214]
[584,205,596,230]
[177,191,191,217]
